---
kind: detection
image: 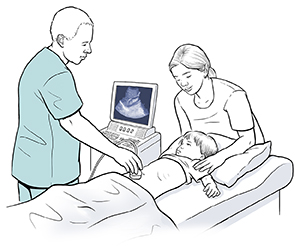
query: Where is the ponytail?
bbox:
[208,67,217,78]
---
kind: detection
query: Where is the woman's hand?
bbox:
[114,147,143,174]
[193,154,225,174]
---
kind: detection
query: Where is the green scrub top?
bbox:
[12,47,83,188]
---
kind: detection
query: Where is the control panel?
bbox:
[117,125,136,137]
[106,121,155,139]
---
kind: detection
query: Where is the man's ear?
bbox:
[56,34,65,48]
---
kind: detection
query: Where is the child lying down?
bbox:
[127,131,220,199]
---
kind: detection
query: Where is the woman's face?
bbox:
[171,63,206,95]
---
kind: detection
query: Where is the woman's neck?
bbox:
[194,77,214,109]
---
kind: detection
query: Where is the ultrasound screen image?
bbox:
[114,86,152,125]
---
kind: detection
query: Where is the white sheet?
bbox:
[156,155,293,232]
[6,172,177,244]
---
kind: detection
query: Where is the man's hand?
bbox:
[114,147,143,174]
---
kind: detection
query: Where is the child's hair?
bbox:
[181,131,218,158]
[169,43,217,78]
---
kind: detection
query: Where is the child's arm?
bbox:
[201,175,220,198]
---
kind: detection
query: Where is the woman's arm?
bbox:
[194,89,257,173]
[215,129,255,162]
[160,96,192,156]
[174,96,191,135]
[194,129,255,173]
[59,111,142,174]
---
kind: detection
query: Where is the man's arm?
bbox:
[59,111,142,174]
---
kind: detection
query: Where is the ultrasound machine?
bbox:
[89,81,161,179]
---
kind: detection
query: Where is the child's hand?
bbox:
[203,182,220,198]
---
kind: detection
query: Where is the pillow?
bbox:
[211,141,271,188]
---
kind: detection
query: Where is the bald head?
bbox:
[50,6,93,42]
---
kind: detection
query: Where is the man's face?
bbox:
[176,137,202,160]
[63,24,93,65]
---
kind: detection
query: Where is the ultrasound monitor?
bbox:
[98,81,161,166]
[110,81,158,129]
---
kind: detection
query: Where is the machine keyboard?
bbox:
[103,131,141,146]
[102,130,120,141]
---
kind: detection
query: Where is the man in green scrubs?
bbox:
[12,6,142,202]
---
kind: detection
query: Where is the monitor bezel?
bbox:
[110,81,158,129]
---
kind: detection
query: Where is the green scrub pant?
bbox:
[18,178,79,202]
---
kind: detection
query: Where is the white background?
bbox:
[1,0,299,245]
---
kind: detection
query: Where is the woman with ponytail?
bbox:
[168,43,264,175]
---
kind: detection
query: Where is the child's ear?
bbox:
[199,154,205,160]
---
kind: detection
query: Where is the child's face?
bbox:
[176,137,202,160]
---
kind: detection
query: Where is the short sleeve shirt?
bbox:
[175,78,254,139]
[12,48,83,187]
